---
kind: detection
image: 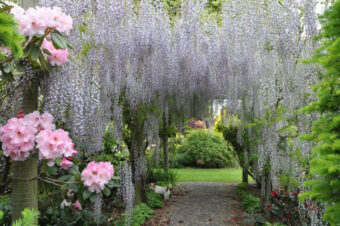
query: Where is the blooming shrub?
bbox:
[4,2,72,67]
[81,161,114,193]
[186,119,206,130]
[0,111,77,166]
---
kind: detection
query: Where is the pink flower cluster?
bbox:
[5,2,72,66]
[42,40,69,66]
[25,111,55,131]
[0,117,36,161]
[0,111,56,161]
[36,129,77,166]
[81,161,114,193]
[7,3,73,36]
[0,111,77,166]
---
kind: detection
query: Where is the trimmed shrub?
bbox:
[179,130,238,168]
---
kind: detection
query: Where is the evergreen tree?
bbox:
[0,1,24,59]
[300,1,340,224]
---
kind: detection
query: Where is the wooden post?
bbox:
[12,1,39,221]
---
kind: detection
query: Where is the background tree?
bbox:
[300,1,340,224]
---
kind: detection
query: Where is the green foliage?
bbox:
[12,209,39,226]
[147,168,177,185]
[40,205,100,226]
[299,1,340,224]
[236,183,261,215]
[241,193,261,214]
[179,129,238,168]
[170,152,189,168]
[122,203,154,226]
[235,183,265,225]
[0,8,24,58]
[235,182,248,195]
[0,210,3,220]
[146,191,163,208]
[279,173,299,191]
[0,195,11,225]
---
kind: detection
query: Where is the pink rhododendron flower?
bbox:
[25,111,55,131]
[73,200,82,210]
[60,157,73,169]
[16,110,25,119]
[81,161,114,193]
[0,117,36,161]
[41,40,69,66]
[7,4,73,37]
[36,129,76,165]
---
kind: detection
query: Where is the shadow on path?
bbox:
[146,182,249,226]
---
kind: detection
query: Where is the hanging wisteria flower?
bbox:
[81,161,114,193]
[0,117,36,161]
[36,129,77,166]
[41,40,69,66]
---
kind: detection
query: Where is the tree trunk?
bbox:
[242,149,249,183]
[12,69,39,220]
[163,112,169,173]
[242,167,248,183]
[129,114,147,204]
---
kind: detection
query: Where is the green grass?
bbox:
[171,168,253,182]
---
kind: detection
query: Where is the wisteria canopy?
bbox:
[0,0,339,225]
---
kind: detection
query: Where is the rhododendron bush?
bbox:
[0,111,115,188]
[0,111,77,164]
[1,1,72,74]
[0,111,117,224]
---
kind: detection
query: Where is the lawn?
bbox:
[171,168,253,182]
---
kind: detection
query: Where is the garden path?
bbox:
[146,182,249,226]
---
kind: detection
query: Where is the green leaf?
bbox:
[55,157,62,166]
[103,187,111,197]
[51,31,67,50]
[69,165,79,175]
[58,175,72,181]
[42,48,51,56]
[90,193,98,203]
[29,45,41,62]
[83,189,92,200]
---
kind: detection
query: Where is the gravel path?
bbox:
[146,182,249,226]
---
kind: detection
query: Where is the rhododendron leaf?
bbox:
[55,157,62,166]
[90,193,98,203]
[107,180,114,188]
[29,45,41,62]
[42,48,51,56]
[66,41,73,50]
[103,187,111,197]
[51,31,67,50]
[69,165,79,175]
[38,55,50,73]
[58,175,72,181]
[23,43,33,58]
[83,189,91,200]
